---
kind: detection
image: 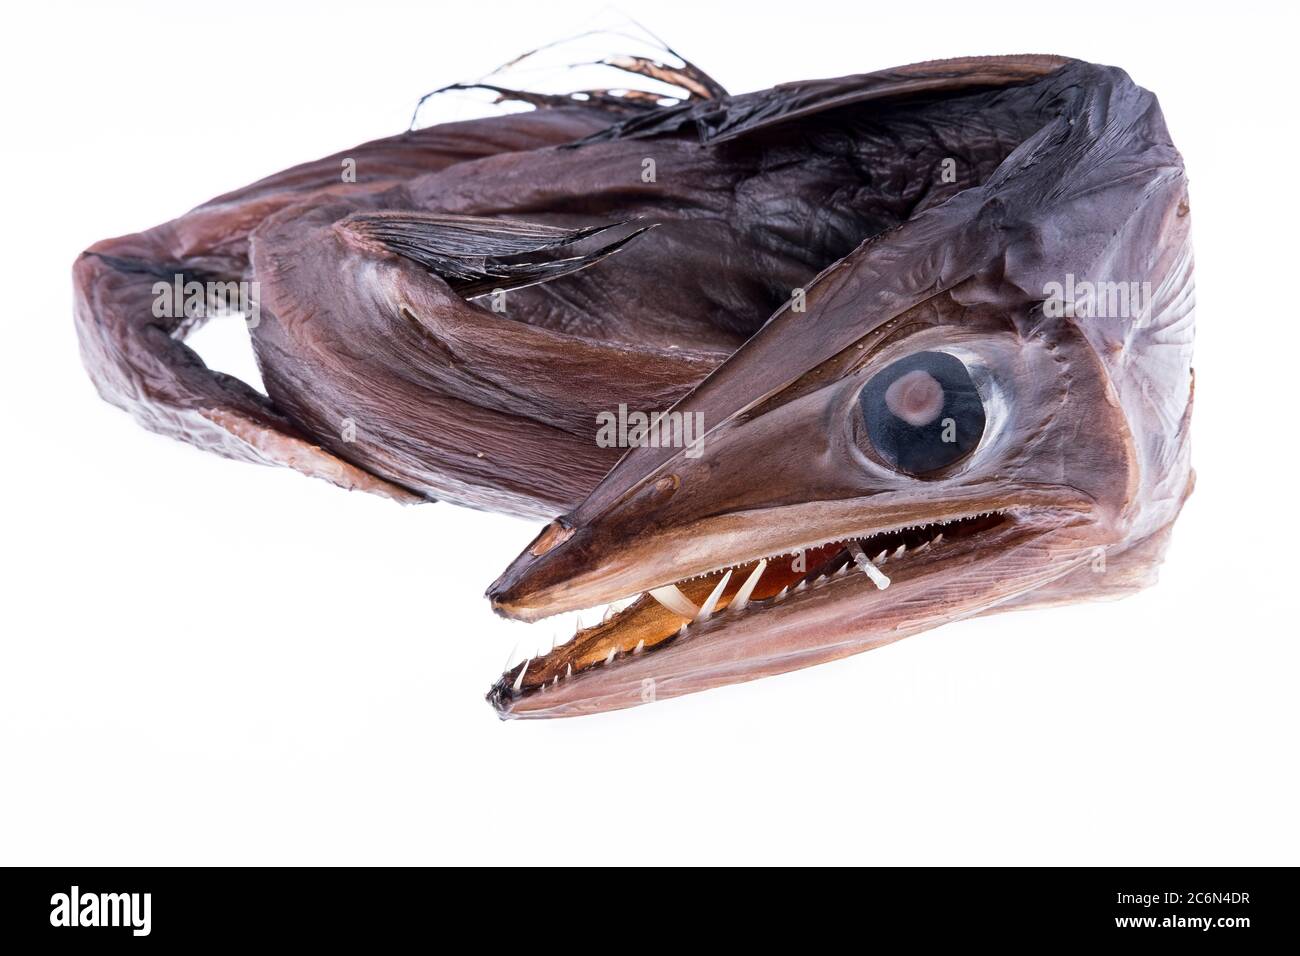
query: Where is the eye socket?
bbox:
[858,351,986,476]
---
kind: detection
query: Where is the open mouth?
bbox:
[487,509,1014,714]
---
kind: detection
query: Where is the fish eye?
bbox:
[858,351,986,476]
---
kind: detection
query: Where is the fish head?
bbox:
[486,58,1195,718]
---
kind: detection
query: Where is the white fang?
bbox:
[649,584,699,618]
[848,541,891,590]
[695,569,733,622]
[730,559,768,611]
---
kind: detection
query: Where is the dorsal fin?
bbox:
[574,54,1070,146]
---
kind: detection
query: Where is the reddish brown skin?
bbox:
[73,108,626,509]
[72,55,1194,718]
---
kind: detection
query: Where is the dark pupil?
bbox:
[860,351,985,475]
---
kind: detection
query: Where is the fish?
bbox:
[72,52,1194,719]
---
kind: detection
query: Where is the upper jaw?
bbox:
[487,485,1096,623]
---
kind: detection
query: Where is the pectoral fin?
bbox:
[339,212,653,299]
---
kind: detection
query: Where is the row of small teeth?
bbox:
[505,524,958,693]
[508,635,652,694]
[502,593,639,676]
[668,516,979,586]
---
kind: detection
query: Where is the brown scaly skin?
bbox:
[72,55,1193,718]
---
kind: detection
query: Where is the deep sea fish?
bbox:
[74,52,1194,718]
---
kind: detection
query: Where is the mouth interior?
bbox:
[495,511,1010,698]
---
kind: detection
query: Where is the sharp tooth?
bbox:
[604,647,617,665]
[730,559,767,611]
[648,584,700,618]
[633,639,645,655]
[552,675,558,686]
[565,662,572,680]
[795,579,807,591]
[504,641,522,672]
[873,550,888,565]
[511,659,529,692]
[848,540,891,590]
[605,594,639,619]
[835,564,848,577]
[914,540,932,554]
[677,624,688,638]
[892,544,906,560]
[695,569,732,622]
[933,533,944,545]
[774,585,789,601]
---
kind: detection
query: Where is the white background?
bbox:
[2,1,1296,865]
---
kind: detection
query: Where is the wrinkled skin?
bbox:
[73,54,1194,718]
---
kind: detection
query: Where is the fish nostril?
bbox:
[653,474,680,498]
[631,473,680,511]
